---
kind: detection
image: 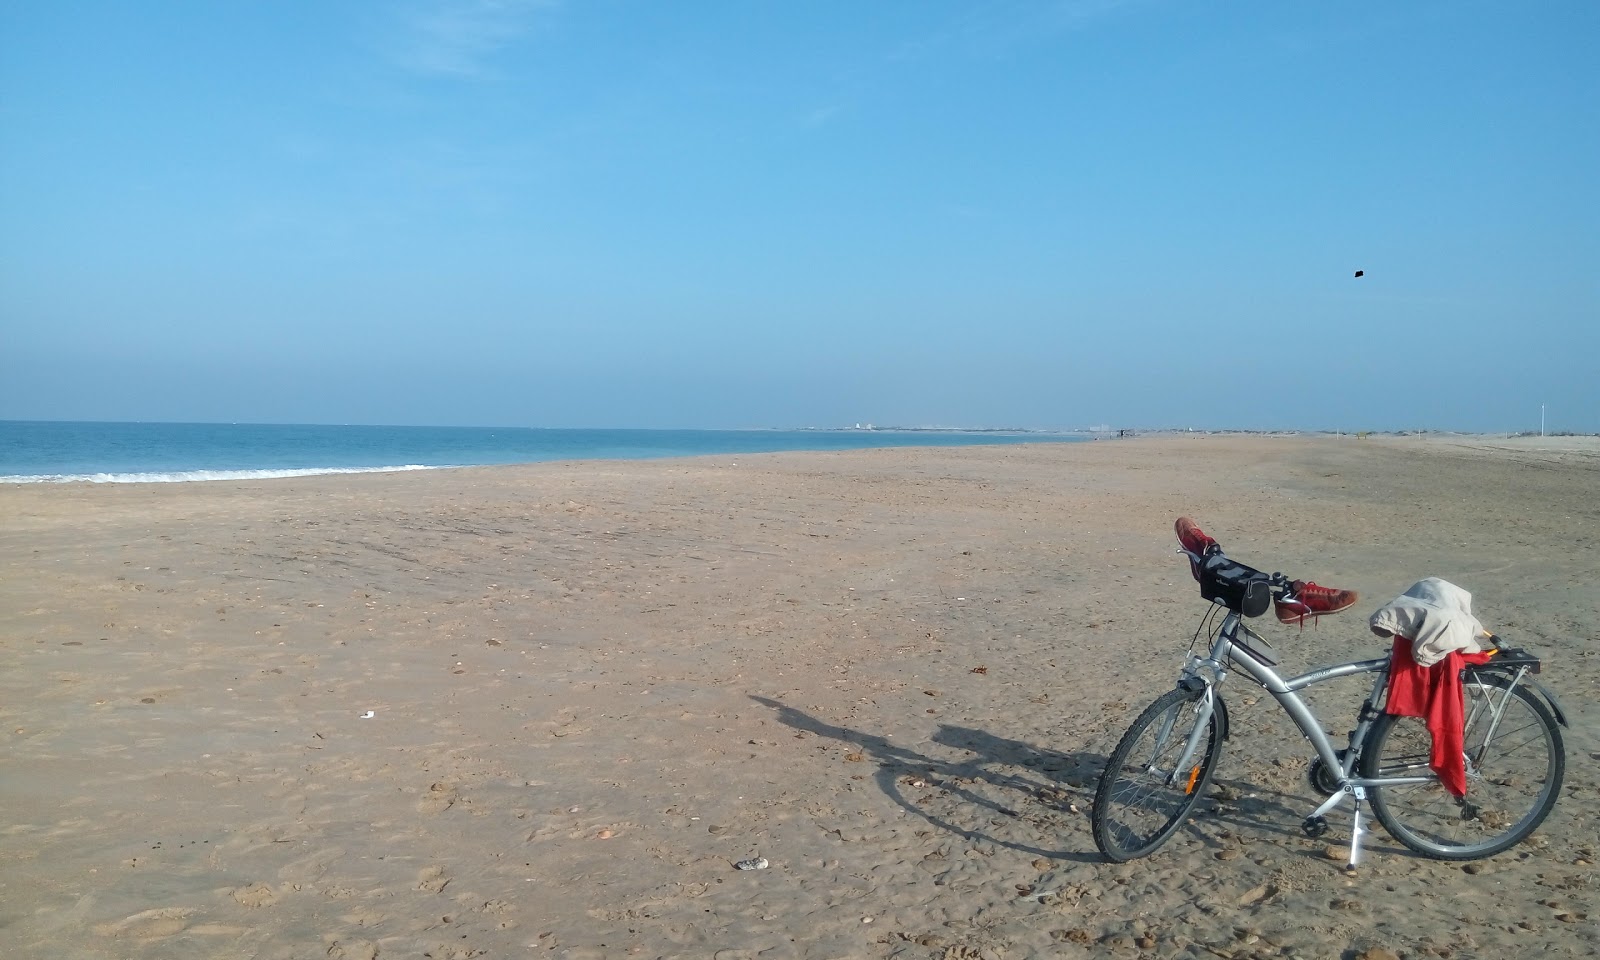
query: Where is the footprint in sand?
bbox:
[481,898,518,930]
[325,939,379,960]
[416,865,451,893]
[94,907,195,940]
[417,781,458,814]
[231,882,281,908]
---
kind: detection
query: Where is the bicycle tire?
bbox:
[1363,671,1565,860]
[1093,685,1223,862]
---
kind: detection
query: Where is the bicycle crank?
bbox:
[1306,750,1348,795]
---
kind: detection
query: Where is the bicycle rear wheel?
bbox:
[1093,685,1223,862]
[1363,672,1564,860]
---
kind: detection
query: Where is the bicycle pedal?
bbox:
[1301,816,1329,838]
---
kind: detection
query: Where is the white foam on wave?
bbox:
[0,465,444,484]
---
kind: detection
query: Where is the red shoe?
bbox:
[1175,517,1217,582]
[1276,580,1359,625]
[1175,517,1217,556]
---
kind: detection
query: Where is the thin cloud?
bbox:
[390,0,556,77]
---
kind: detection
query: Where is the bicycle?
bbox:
[1091,518,1569,867]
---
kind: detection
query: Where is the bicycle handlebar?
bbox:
[1176,516,1290,581]
[1175,517,1298,617]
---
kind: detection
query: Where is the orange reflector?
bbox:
[1184,765,1202,795]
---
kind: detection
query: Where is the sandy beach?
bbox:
[2,435,1595,960]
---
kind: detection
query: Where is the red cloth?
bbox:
[1384,636,1492,797]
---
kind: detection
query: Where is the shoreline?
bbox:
[0,424,1093,486]
[6,430,1597,487]
[2,436,1595,959]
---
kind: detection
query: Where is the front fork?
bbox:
[1166,656,1225,789]
[1169,684,1217,790]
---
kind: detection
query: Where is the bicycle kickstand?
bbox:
[1305,785,1369,872]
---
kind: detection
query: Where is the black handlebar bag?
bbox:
[1198,552,1272,618]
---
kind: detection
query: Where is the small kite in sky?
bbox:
[1353,270,1365,278]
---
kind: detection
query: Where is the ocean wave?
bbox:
[0,465,444,484]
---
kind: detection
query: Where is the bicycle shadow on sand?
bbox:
[1200,777,1420,862]
[750,695,1400,865]
[750,694,1110,863]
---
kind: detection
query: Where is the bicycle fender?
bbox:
[1470,664,1570,728]
[1215,694,1231,742]
[1467,656,1569,728]
[1525,678,1569,728]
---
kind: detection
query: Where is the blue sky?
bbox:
[2,1,1595,431]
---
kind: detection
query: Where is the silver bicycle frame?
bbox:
[1182,609,1433,790]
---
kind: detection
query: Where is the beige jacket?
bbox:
[1369,578,1490,668]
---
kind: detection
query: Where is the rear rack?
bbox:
[1479,646,1541,674]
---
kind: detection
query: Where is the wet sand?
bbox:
[2,435,1596,959]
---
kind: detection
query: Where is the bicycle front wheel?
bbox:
[1363,671,1565,860]
[1093,685,1223,862]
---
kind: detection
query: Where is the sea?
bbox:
[0,421,1088,484]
